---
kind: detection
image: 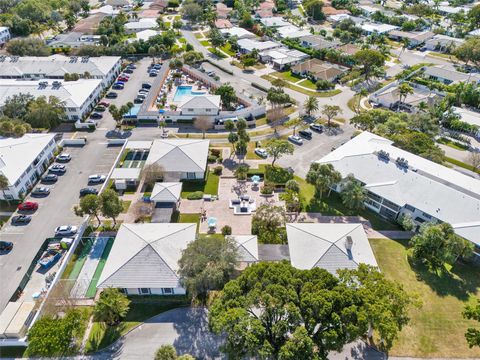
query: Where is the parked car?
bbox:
[112,84,124,90]
[310,123,323,133]
[31,187,50,196]
[118,76,129,82]
[98,101,110,107]
[127,64,137,69]
[90,112,103,120]
[299,130,313,140]
[134,97,144,104]
[55,225,78,236]
[288,135,303,145]
[142,82,151,89]
[88,174,106,184]
[255,148,268,158]
[18,201,38,211]
[12,215,32,225]
[152,63,162,70]
[42,174,58,183]
[80,187,99,197]
[56,153,71,162]
[138,89,149,94]
[106,92,118,99]
[149,71,158,77]
[136,94,146,100]
[94,105,106,112]
[0,241,13,252]
[49,164,66,174]
[123,68,134,74]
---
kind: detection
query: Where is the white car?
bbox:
[255,148,268,158]
[288,135,303,145]
[56,153,71,162]
[88,174,106,184]
[55,225,78,236]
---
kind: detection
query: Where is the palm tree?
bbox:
[356,88,369,114]
[304,96,319,117]
[398,83,414,109]
[340,175,367,210]
[0,174,10,204]
[306,163,342,199]
[93,288,130,326]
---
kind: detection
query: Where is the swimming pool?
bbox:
[173,86,206,102]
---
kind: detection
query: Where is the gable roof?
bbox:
[146,139,210,173]
[230,235,259,262]
[292,59,349,80]
[150,182,182,202]
[424,65,480,84]
[286,223,377,274]
[179,95,221,109]
[97,223,196,289]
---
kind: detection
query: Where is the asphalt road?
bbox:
[0,58,153,312]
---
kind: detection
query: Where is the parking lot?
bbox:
[0,142,121,310]
[277,125,356,177]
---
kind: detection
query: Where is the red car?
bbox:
[18,201,39,211]
[98,101,110,107]
[118,76,129,82]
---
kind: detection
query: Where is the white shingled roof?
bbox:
[145,139,210,173]
[286,223,378,275]
[317,132,480,247]
[179,95,221,110]
[97,223,196,289]
[110,167,141,180]
[0,134,55,185]
[150,182,182,202]
[230,235,259,262]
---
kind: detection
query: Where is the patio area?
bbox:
[178,177,284,234]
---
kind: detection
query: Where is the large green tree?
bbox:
[340,174,366,210]
[178,235,238,301]
[454,36,480,68]
[209,261,366,359]
[264,139,294,166]
[251,203,287,244]
[25,309,87,357]
[6,38,50,56]
[2,93,34,119]
[215,84,237,110]
[306,163,342,199]
[409,223,474,271]
[24,96,66,129]
[338,264,417,351]
[93,288,131,326]
[353,49,386,82]
[74,194,101,226]
[99,189,124,226]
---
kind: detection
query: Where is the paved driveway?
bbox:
[91,307,224,360]
[277,126,356,178]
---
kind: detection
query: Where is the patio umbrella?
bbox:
[251,175,261,185]
[207,217,217,228]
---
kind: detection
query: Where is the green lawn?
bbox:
[200,40,210,46]
[298,78,317,90]
[220,43,236,56]
[295,176,402,230]
[369,238,480,358]
[85,296,189,353]
[207,47,227,59]
[445,156,480,174]
[194,33,203,39]
[272,70,303,83]
[180,172,219,198]
[85,238,114,298]
[437,137,469,151]
[62,239,94,280]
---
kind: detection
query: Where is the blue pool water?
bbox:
[173,86,206,102]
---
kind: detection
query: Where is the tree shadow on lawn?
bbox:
[403,242,480,301]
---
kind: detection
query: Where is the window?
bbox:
[186,172,196,179]
[120,288,127,294]
[162,288,173,295]
[404,204,415,212]
[206,109,211,112]
[382,199,400,212]
[187,108,194,112]
[139,288,151,295]
[422,212,432,219]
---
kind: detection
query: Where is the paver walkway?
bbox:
[70,237,109,299]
